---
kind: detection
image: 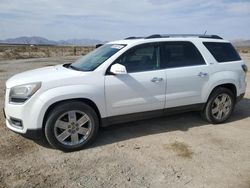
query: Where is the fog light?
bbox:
[9,117,23,129]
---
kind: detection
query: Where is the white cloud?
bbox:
[0,0,249,40]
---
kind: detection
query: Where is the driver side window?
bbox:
[115,43,159,73]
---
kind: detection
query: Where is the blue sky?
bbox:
[0,0,249,41]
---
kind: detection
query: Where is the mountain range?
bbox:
[232,39,250,47]
[0,36,103,46]
[0,36,250,47]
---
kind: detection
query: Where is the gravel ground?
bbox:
[0,54,250,188]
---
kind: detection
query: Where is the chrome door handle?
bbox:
[198,72,208,77]
[151,77,163,83]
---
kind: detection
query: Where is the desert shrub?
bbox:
[241,50,249,53]
[0,45,94,59]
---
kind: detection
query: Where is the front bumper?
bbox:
[4,88,45,139]
[3,108,6,118]
[5,115,43,139]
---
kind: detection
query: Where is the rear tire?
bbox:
[202,87,235,124]
[44,101,99,152]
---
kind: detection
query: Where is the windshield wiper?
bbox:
[68,64,82,71]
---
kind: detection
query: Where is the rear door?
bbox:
[160,41,209,108]
[105,43,167,117]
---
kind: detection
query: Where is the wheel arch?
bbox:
[205,83,237,102]
[42,98,102,130]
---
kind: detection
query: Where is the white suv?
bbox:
[4,34,247,151]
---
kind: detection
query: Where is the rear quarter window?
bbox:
[203,42,241,62]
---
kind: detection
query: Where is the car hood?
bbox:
[6,64,84,89]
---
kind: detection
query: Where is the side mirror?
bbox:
[110,63,127,75]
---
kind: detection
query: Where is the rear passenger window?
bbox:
[203,42,241,62]
[160,42,205,68]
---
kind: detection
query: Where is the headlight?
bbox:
[9,82,41,103]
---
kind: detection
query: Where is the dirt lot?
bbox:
[0,54,250,188]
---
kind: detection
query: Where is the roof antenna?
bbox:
[204,30,207,35]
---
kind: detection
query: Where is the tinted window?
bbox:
[115,43,159,73]
[160,42,205,68]
[203,42,241,62]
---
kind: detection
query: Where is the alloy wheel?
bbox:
[54,110,92,146]
[211,93,232,120]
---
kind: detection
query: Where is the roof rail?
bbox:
[198,35,223,39]
[124,34,223,40]
[145,34,223,39]
[146,34,162,39]
[124,36,143,40]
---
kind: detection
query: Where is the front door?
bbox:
[105,43,167,117]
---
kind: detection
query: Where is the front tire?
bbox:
[202,87,235,124]
[44,101,99,152]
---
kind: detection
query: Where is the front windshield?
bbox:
[70,44,126,71]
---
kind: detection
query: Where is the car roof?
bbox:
[108,34,229,46]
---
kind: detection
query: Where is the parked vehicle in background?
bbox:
[4,34,247,151]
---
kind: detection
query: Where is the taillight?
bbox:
[242,64,248,73]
